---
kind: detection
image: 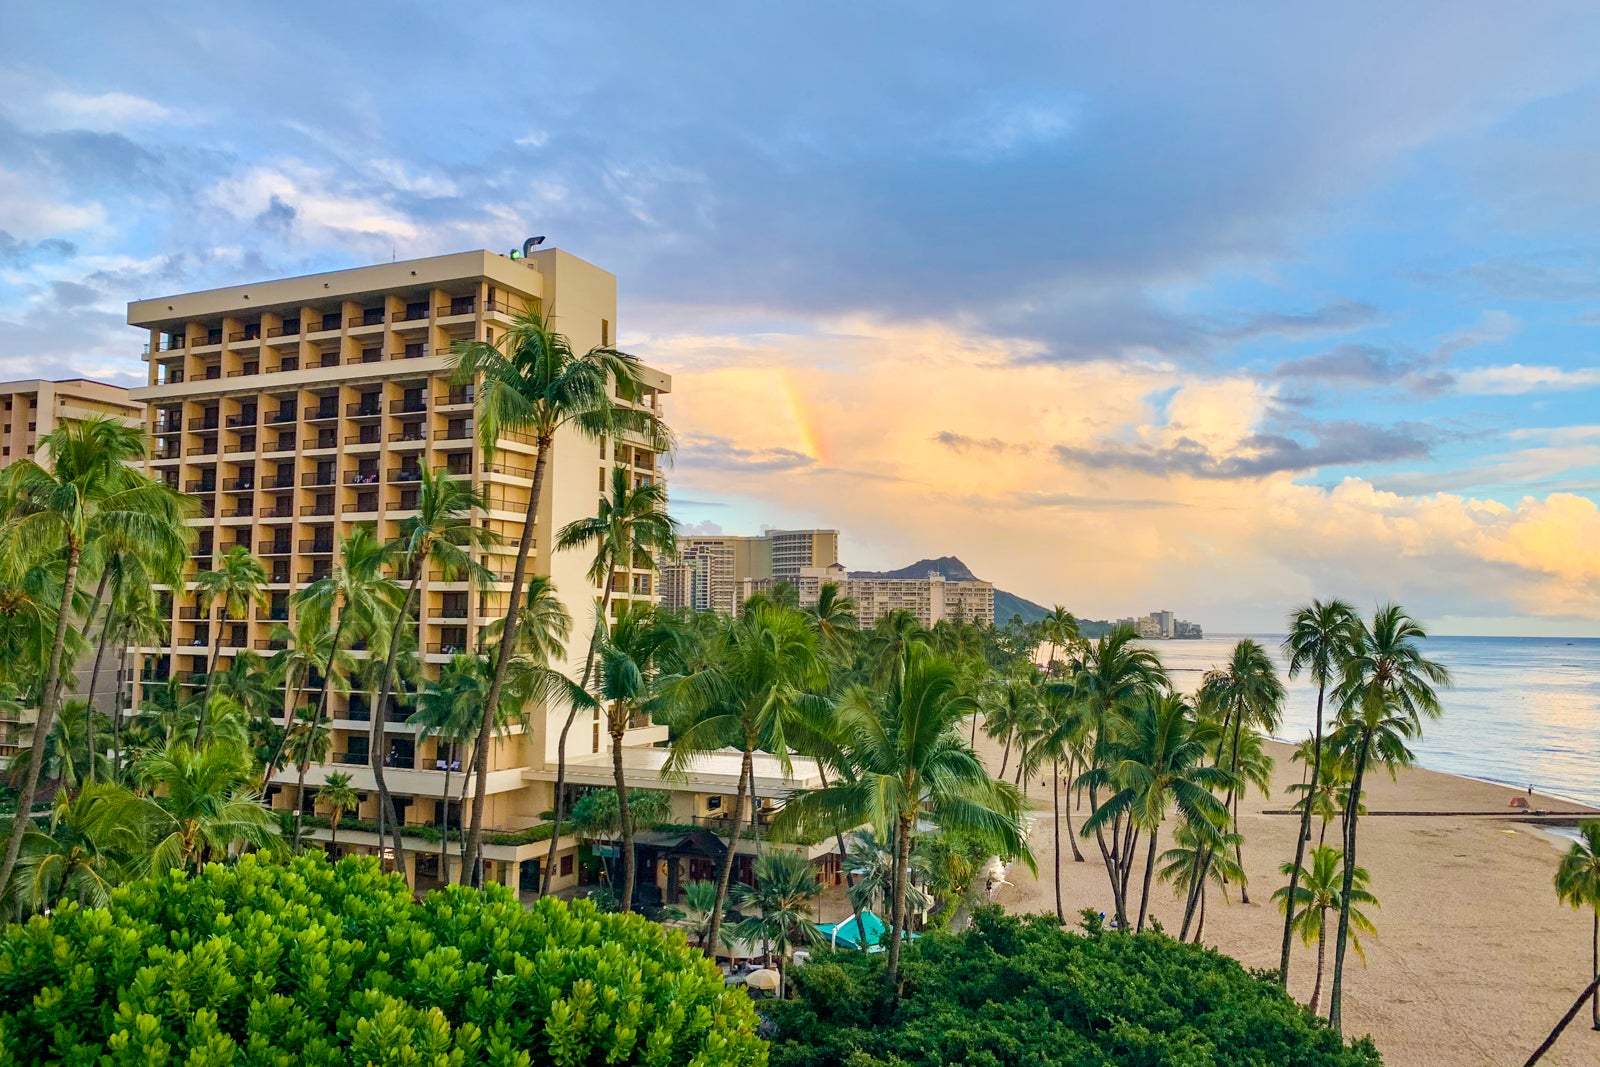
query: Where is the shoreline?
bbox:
[972,727,1600,1067]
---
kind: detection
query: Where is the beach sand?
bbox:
[975,730,1600,1067]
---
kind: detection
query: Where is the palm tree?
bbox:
[771,644,1030,988]
[806,582,859,663]
[1278,599,1359,987]
[1554,820,1600,1032]
[1082,692,1231,932]
[663,599,828,955]
[8,780,150,914]
[0,417,189,894]
[1157,815,1245,943]
[981,672,1040,781]
[449,309,670,887]
[1039,605,1079,677]
[731,850,822,996]
[1326,604,1450,1035]
[136,741,278,871]
[1194,639,1283,907]
[289,527,400,846]
[1062,627,1168,928]
[371,469,495,881]
[591,603,682,911]
[678,879,737,953]
[1028,682,1086,920]
[319,770,360,853]
[192,546,268,739]
[410,654,497,881]
[544,462,676,896]
[841,829,932,933]
[260,616,348,792]
[1273,846,1378,1015]
[103,586,167,783]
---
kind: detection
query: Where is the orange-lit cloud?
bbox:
[640,317,1600,632]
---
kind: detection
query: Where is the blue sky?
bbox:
[2,2,1598,633]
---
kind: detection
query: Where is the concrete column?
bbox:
[403,850,418,887]
[502,860,520,890]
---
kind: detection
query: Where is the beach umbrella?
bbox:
[744,968,780,992]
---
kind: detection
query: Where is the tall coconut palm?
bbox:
[289,527,400,846]
[543,463,676,894]
[370,469,495,880]
[1157,814,1244,943]
[806,582,860,663]
[260,616,350,793]
[1326,604,1450,1035]
[770,644,1031,988]
[0,417,189,894]
[664,600,827,954]
[136,741,277,871]
[1554,820,1600,1032]
[731,850,822,996]
[449,309,670,887]
[981,672,1040,781]
[1063,627,1168,928]
[1278,598,1359,987]
[192,546,268,739]
[1273,846,1378,1015]
[103,585,167,783]
[1194,638,1283,907]
[1027,682,1087,920]
[1039,605,1080,677]
[1081,692,1231,932]
[319,770,359,853]
[410,654,505,881]
[591,603,683,910]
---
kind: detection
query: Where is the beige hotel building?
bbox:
[125,247,830,897]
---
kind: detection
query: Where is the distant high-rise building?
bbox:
[1151,610,1175,638]
[1135,615,1162,639]
[660,528,838,614]
[775,565,994,627]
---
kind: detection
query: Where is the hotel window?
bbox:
[601,319,610,346]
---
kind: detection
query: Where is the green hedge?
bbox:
[0,852,765,1065]
[767,908,1381,1067]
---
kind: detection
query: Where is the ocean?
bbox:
[1147,635,1600,809]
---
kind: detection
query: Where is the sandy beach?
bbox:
[975,730,1600,1067]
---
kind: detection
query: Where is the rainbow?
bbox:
[779,368,831,467]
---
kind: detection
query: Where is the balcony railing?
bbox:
[258,542,292,556]
[253,638,288,651]
[391,308,430,323]
[307,405,340,421]
[299,540,335,554]
[185,481,216,494]
[268,408,298,423]
[345,433,382,447]
[265,324,300,338]
[222,505,253,518]
[427,642,469,655]
[262,474,295,489]
[300,471,337,488]
[221,478,255,492]
[300,503,335,517]
[347,402,382,418]
[349,311,386,328]
[438,301,476,317]
[259,506,294,519]
[442,389,474,406]
[187,417,220,431]
[342,501,380,515]
[388,468,423,483]
[389,430,427,444]
[225,413,258,428]
[390,398,428,414]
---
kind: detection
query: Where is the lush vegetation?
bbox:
[766,908,1381,1067]
[0,851,764,1065]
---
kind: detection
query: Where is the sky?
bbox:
[2,2,1598,635]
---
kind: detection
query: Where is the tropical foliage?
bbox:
[0,852,763,1065]
[767,908,1382,1067]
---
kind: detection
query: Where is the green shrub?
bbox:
[767,907,1380,1067]
[0,851,765,1065]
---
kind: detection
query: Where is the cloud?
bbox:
[34,90,174,131]
[1275,342,1420,384]
[1453,364,1600,395]
[1053,421,1434,480]
[676,434,817,474]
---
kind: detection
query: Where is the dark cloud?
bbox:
[675,435,816,474]
[1006,491,1183,510]
[932,431,1034,454]
[256,195,297,233]
[1053,420,1434,480]
[0,232,77,266]
[1274,342,1432,386]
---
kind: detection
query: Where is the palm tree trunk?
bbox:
[611,714,636,912]
[111,655,126,783]
[1327,730,1370,1036]
[1226,713,1250,904]
[260,678,299,793]
[83,594,114,784]
[539,582,615,896]
[1310,917,1327,1014]
[1136,826,1159,932]
[472,433,551,887]
[1591,907,1598,1030]
[1061,757,1084,861]
[292,611,348,848]
[455,749,476,880]
[0,543,82,894]
[1231,788,1250,904]
[705,745,752,957]
[1052,757,1064,923]
[370,572,421,885]
[887,807,915,990]
[1523,972,1600,1066]
[997,737,1010,780]
[199,602,222,741]
[1195,882,1207,942]
[1280,681,1326,986]
[439,761,452,881]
